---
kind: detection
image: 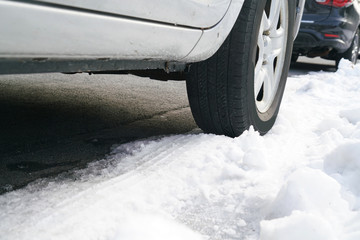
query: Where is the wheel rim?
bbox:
[254,0,289,113]
[351,32,359,64]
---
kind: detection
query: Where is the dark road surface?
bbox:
[0,73,196,193]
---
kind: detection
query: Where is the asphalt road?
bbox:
[0,73,197,193]
[0,57,337,194]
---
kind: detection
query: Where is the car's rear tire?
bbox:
[186,0,296,137]
[336,28,359,67]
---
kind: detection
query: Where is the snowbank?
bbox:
[0,60,360,240]
[260,60,360,240]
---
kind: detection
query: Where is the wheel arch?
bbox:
[181,0,245,62]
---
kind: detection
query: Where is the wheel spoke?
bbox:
[262,11,271,31]
[271,32,284,58]
[269,46,282,61]
[263,62,275,102]
[270,27,284,39]
[256,32,265,77]
[269,0,281,31]
[255,57,263,82]
[255,67,266,97]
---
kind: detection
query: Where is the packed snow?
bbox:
[1,60,360,240]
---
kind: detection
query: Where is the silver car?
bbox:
[0,0,304,137]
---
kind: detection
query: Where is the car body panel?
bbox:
[35,0,231,29]
[182,0,244,61]
[0,0,304,74]
[0,1,202,60]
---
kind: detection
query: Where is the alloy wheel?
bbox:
[255,0,289,113]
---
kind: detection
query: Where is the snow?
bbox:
[1,59,360,239]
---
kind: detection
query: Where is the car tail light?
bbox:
[315,0,353,7]
[324,33,340,38]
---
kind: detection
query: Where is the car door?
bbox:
[0,0,211,60]
[35,0,231,28]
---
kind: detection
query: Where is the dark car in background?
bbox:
[292,0,360,66]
